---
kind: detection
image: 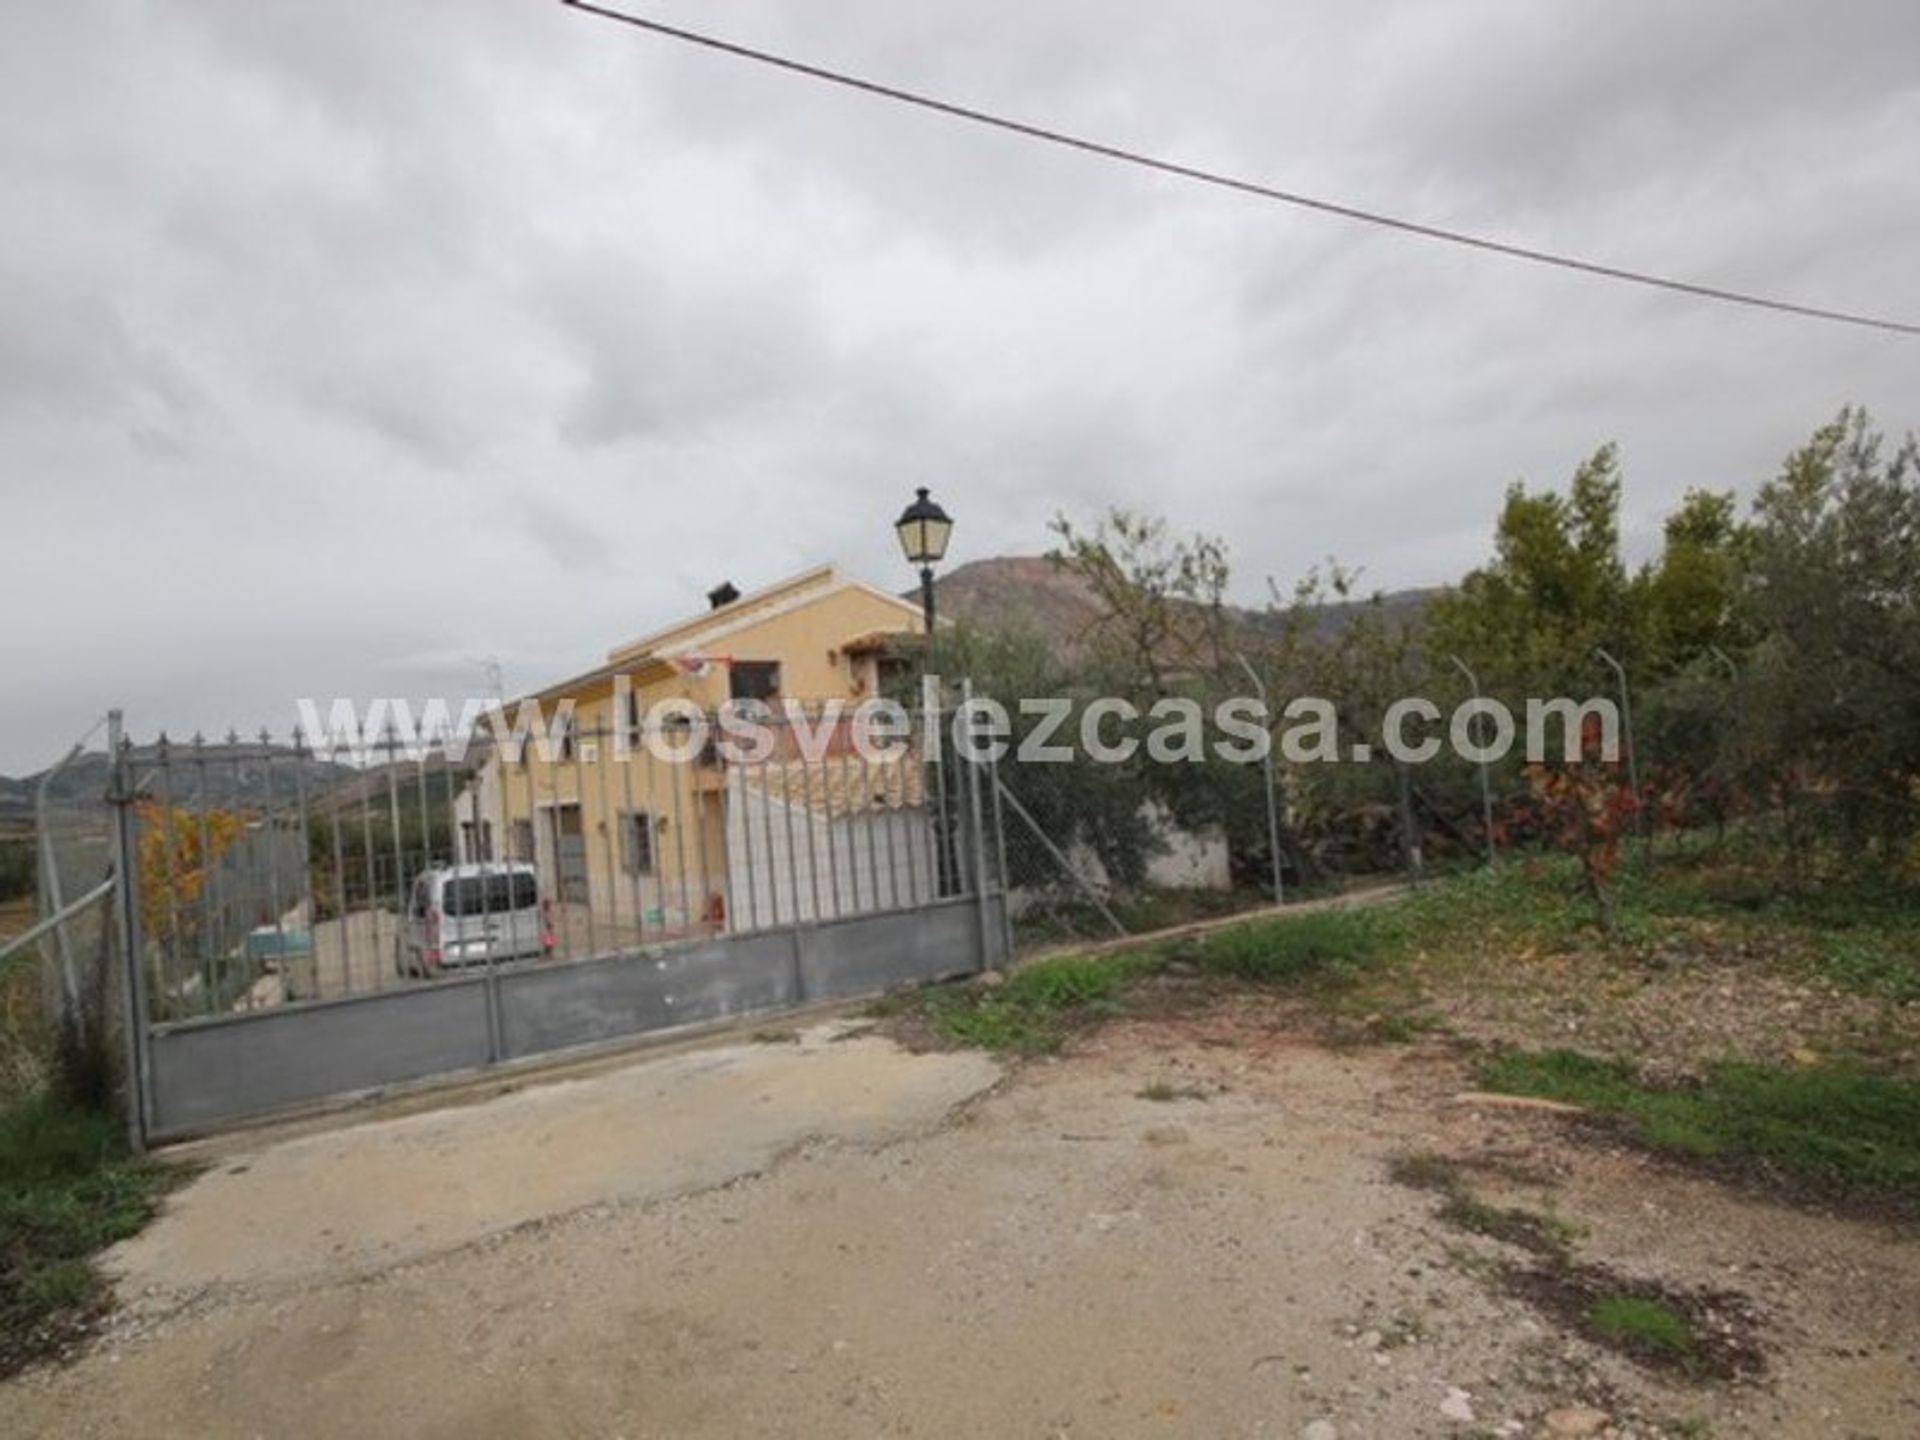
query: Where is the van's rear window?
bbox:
[444,873,539,915]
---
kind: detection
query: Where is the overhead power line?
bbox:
[559,0,1919,338]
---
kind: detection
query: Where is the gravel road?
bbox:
[7,1006,1916,1438]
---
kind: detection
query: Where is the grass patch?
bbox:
[1182,906,1393,986]
[1478,1048,1920,1211]
[924,952,1160,1055]
[1505,1262,1763,1380]
[1588,1292,1697,1359]
[1387,1152,1578,1258]
[1439,1191,1581,1256]
[910,903,1405,1056]
[1,1096,182,1377]
[1386,1148,1757,1377]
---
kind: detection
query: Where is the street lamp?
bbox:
[894,487,953,639]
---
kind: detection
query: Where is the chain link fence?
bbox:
[989,738,1461,959]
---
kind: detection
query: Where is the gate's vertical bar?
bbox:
[819,744,843,920]
[569,720,596,957]
[549,740,573,959]
[355,722,377,996]
[875,756,894,913]
[191,735,215,997]
[900,741,928,906]
[960,681,992,973]
[468,758,491,942]
[476,758,505,1065]
[666,729,693,937]
[106,711,151,1152]
[734,766,756,934]
[798,751,823,924]
[228,732,254,1003]
[856,750,880,913]
[523,726,561,959]
[640,732,662,942]
[439,726,460,869]
[715,775,735,935]
[620,727,644,940]
[323,736,347,992]
[777,735,803,924]
[414,721,433,871]
[384,725,407,969]
[757,744,780,927]
[152,735,182,1005]
[595,720,621,946]
[694,730,717,937]
[930,699,953,897]
[259,731,286,967]
[290,727,319,999]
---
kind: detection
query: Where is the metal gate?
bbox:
[109,700,1010,1142]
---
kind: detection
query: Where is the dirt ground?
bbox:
[7,1004,1917,1439]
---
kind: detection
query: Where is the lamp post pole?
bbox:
[896,488,955,893]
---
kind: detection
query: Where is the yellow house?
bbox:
[458,564,932,953]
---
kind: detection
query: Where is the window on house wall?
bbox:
[624,688,643,748]
[512,818,535,862]
[558,710,577,762]
[622,811,656,876]
[729,662,781,704]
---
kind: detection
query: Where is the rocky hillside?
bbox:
[932,554,1436,658]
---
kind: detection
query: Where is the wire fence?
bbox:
[991,743,1459,957]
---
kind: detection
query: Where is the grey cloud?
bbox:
[1,0,1917,771]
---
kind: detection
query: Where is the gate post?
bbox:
[105,710,152,1153]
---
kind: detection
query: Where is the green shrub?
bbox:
[1,1097,180,1375]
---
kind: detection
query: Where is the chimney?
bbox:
[707,581,741,610]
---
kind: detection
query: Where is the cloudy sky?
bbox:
[2,0,1916,771]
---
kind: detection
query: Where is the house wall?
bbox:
[470,576,925,940]
[685,584,922,701]
[724,774,938,930]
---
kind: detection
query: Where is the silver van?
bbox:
[400,863,553,977]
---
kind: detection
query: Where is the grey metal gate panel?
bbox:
[146,979,494,1135]
[795,896,996,1001]
[495,930,798,1059]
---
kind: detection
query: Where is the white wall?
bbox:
[724,772,938,930]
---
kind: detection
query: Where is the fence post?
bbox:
[1393,757,1424,885]
[985,744,1015,968]
[1232,653,1285,906]
[1449,655,1497,866]
[1593,647,1645,859]
[958,681,994,973]
[105,710,151,1153]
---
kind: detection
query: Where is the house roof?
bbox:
[606,562,922,668]
[497,562,925,712]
